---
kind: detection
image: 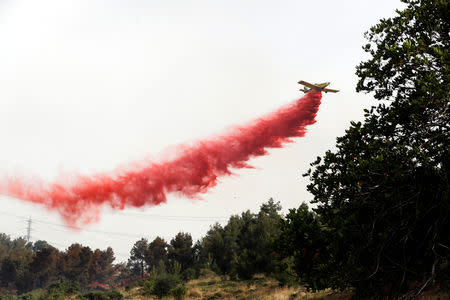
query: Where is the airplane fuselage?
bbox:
[298,80,339,93]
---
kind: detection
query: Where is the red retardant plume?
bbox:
[1,92,322,226]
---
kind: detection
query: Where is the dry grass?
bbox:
[187,287,202,298]
[182,274,351,300]
[119,274,445,299]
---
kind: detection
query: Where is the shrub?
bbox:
[181,267,196,281]
[152,274,181,298]
[171,284,187,300]
[79,290,123,300]
[105,290,123,300]
[198,268,216,279]
[17,289,46,300]
[79,291,109,300]
[142,279,154,296]
[48,280,80,295]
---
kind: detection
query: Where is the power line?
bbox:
[0,209,229,262]
[0,210,179,241]
[114,211,229,221]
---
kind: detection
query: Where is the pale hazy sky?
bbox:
[0,0,401,262]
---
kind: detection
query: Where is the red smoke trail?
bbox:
[1,92,322,226]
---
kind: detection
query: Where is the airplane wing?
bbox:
[323,88,339,93]
[298,80,318,89]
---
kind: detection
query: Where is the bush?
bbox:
[152,274,181,298]
[142,279,154,296]
[17,289,46,300]
[48,280,80,295]
[79,290,123,300]
[171,284,187,300]
[79,291,109,300]
[181,267,196,281]
[198,268,216,279]
[105,290,123,300]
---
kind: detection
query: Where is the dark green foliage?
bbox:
[79,290,123,300]
[168,233,195,273]
[63,244,93,285]
[181,267,196,281]
[0,237,33,291]
[356,0,449,103]
[270,257,299,288]
[16,282,80,300]
[0,257,19,285]
[145,237,169,272]
[30,247,59,290]
[236,199,282,279]
[128,238,149,277]
[151,273,181,298]
[47,280,80,295]
[88,248,115,284]
[15,270,34,294]
[0,234,116,294]
[295,0,450,297]
[31,241,50,253]
[104,290,123,300]
[142,257,184,298]
[16,289,46,300]
[276,204,330,289]
[198,199,283,280]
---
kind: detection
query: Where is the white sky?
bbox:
[0,0,402,262]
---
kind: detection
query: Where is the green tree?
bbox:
[168,233,194,272]
[0,256,18,286]
[236,199,282,279]
[221,215,244,277]
[32,240,51,253]
[89,247,115,284]
[198,223,226,274]
[277,203,332,290]
[129,238,149,277]
[0,237,33,291]
[145,237,168,271]
[0,234,12,262]
[301,0,449,297]
[30,246,59,288]
[63,244,93,285]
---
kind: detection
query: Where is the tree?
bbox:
[63,244,93,285]
[30,246,59,288]
[89,247,115,283]
[236,199,282,279]
[198,223,225,274]
[168,233,194,272]
[301,0,449,297]
[0,237,33,291]
[0,234,12,262]
[0,256,18,286]
[145,237,169,271]
[129,238,149,277]
[277,203,332,290]
[32,240,51,253]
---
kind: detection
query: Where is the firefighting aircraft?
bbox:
[298,80,339,93]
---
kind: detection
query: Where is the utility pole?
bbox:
[26,217,32,243]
